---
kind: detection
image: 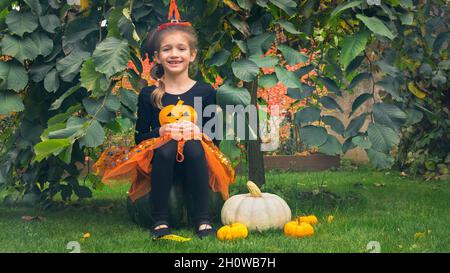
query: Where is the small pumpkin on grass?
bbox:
[217,223,248,241]
[221,181,291,231]
[296,215,318,225]
[284,219,315,238]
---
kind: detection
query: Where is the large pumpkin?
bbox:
[221,181,291,231]
[127,177,223,228]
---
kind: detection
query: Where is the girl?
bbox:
[93,13,235,240]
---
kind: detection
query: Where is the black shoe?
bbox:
[150,221,172,240]
[195,221,216,239]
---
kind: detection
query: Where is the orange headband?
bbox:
[157,0,192,32]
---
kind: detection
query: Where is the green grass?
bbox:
[1,165,449,253]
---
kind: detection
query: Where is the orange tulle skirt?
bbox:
[92,134,236,202]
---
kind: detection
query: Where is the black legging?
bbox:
[150,139,210,226]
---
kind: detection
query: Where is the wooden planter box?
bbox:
[236,153,340,174]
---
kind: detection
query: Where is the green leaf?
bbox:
[82,97,115,123]
[376,76,402,101]
[237,0,253,10]
[286,85,315,100]
[234,39,248,54]
[276,20,301,34]
[404,108,423,127]
[48,0,62,9]
[33,138,72,162]
[256,0,269,8]
[29,63,53,82]
[39,14,60,33]
[294,64,314,78]
[345,56,365,74]
[79,120,105,148]
[47,104,82,126]
[118,88,138,112]
[277,44,308,65]
[0,90,25,115]
[0,61,28,91]
[24,0,42,15]
[300,125,328,147]
[269,0,297,16]
[0,0,14,10]
[0,34,38,64]
[249,55,279,68]
[344,113,367,138]
[340,30,369,70]
[320,96,343,112]
[372,102,407,132]
[433,32,450,53]
[5,11,38,37]
[375,61,400,77]
[352,135,372,149]
[229,17,251,37]
[47,124,84,139]
[329,0,362,21]
[118,8,140,44]
[356,14,396,40]
[247,33,275,56]
[217,84,251,108]
[400,12,414,26]
[63,11,100,44]
[275,66,302,88]
[295,107,320,124]
[29,32,53,57]
[74,185,92,199]
[44,68,59,93]
[349,93,372,117]
[349,72,371,90]
[105,93,121,112]
[106,6,123,39]
[319,135,342,155]
[207,50,231,67]
[322,115,345,135]
[231,59,259,82]
[366,148,394,169]
[80,58,110,97]
[367,123,399,153]
[258,74,278,89]
[342,137,356,153]
[50,83,81,110]
[92,37,131,78]
[58,145,72,164]
[318,77,342,96]
[56,49,91,82]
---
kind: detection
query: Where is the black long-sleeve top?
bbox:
[134,80,220,147]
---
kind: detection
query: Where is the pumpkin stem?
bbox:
[246,181,262,197]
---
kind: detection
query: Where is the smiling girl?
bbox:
[93,2,235,240]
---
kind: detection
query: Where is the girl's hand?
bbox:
[160,121,201,140]
[177,120,201,140]
[160,124,182,141]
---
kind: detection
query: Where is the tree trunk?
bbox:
[244,79,266,186]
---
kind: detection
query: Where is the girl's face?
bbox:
[154,31,196,76]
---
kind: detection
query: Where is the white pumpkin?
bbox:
[221,181,291,231]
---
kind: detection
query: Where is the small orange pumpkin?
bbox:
[216,223,248,241]
[159,100,197,125]
[296,215,318,225]
[284,219,314,238]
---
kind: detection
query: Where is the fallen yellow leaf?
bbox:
[414,232,425,240]
[408,82,427,99]
[80,232,91,242]
[157,234,192,242]
[327,215,334,224]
